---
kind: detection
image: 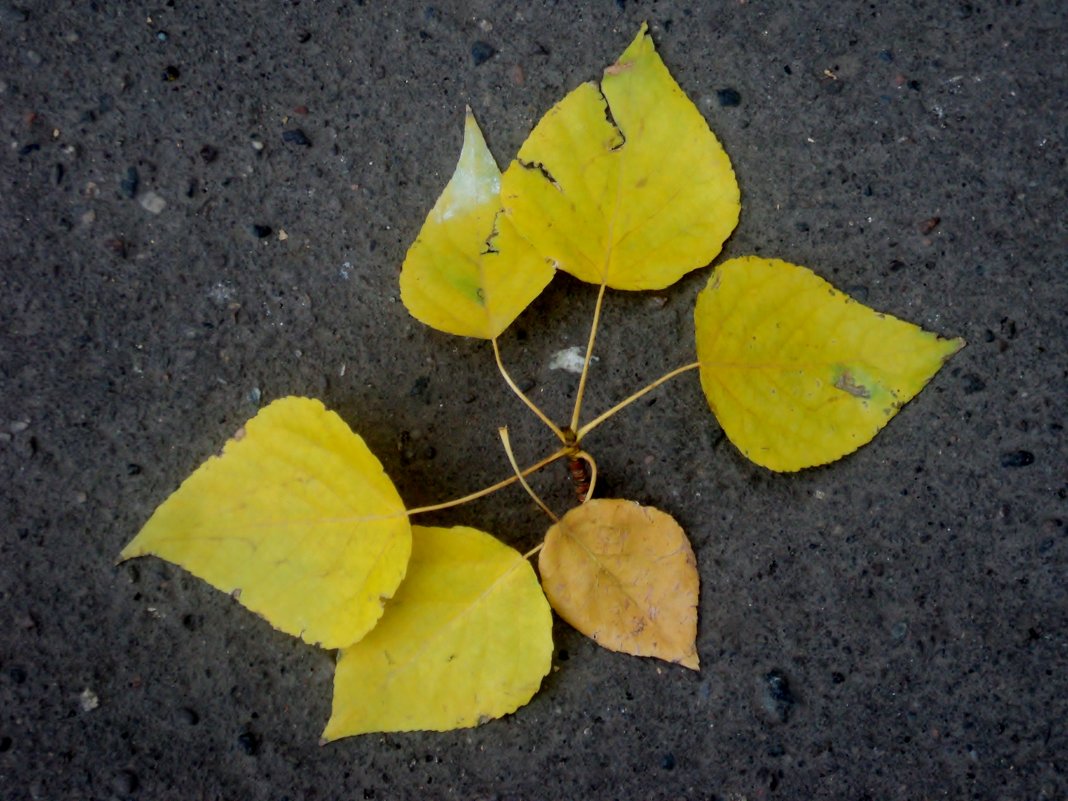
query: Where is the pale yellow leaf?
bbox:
[501,23,740,290]
[400,110,555,338]
[119,397,411,649]
[323,525,553,738]
[695,256,965,471]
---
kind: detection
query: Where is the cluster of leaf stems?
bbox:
[404,280,700,541]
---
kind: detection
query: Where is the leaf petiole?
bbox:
[576,361,701,441]
[569,281,608,433]
[498,427,559,522]
[492,337,567,443]
[405,447,569,517]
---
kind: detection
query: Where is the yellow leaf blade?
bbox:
[539,499,699,670]
[695,256,965,471]
[400,110,554,339]
[323,525,553,739]
[501,23,740,290]
[119,397,411,649]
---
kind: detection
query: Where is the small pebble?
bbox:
[178,706,200,725]
[919,216,941,235]
[139,191,167,214]
[162,65,180,82]
[409,375,431,401]
[79,688,100,712]
[120,166,139,199]
[0,3,30,23]
[471,41,496,66]
[962,373,986,394]
[105,237,129,258]
[282,129,311,147]
[1000,450,1034,468]
[155,30,168,42]
[112,769,138,794]
[716,88,741,107]
[237,730,261,756]
[761,669,796,723]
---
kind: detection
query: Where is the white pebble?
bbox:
[139,191,166,214]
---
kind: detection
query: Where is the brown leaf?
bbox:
[539,499,699,669]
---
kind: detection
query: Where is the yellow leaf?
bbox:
[400,109,555,338]
[500,22,740,290]
[695,256,965,471]
[539,499,699,670]
[119,397,411,650]
[323,525,553,738]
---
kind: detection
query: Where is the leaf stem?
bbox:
[577,361,701,440]
[573,450,597,503]
[492,337,566,443]
[406,447,569,517]
[499,427,558,523]
[569,281,608,432]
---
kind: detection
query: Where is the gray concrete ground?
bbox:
[2,1,1065,798]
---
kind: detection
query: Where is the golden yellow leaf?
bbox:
[119,397,411,650]
[539,499,699,670]
[400,109,555,338]
[323,525,553,738]
[500,23,740,290]
[695,256,965,471]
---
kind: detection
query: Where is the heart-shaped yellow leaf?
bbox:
[695,256,965,471]
[119,397,411,649]
[539,499,699,669]
[500,23,740,290]
[323,525,553,738]
[400,109,555,338]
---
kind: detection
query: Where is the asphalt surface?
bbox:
[2,1,1065,798]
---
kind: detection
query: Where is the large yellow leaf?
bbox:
[500,23,740,290]
[400,110,555,338]
[695,256,965,471]
[119,397,411,650]
[323,525,553,739]
[539,499,699,670]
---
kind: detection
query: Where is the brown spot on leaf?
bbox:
[834,370,871,399]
